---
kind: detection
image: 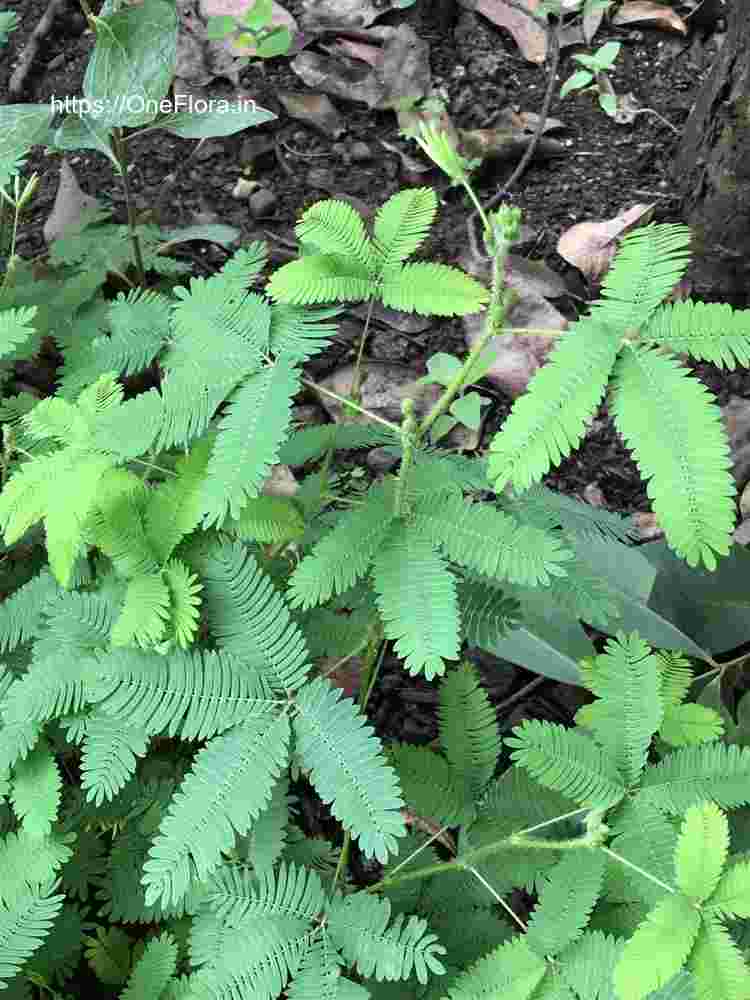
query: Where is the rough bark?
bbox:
[672,0,750,304]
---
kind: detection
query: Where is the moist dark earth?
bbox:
[2,1,748,732]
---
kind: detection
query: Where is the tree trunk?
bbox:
[672,0,750,304]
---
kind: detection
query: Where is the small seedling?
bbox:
[560,40,622,116]
[207,0,292,61]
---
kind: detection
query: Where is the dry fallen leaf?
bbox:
[300,0,402,30]
[612,1,688,33]
[43,159,103,245]
[556,203,655,281]
[459,0,548,63]
[278,91,346,137]
[291,24,430,110]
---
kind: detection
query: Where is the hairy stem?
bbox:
[301,378,401,433]
[418,235,512,441]
[111,129,146,286]
[349,296,376,408]
[332,623,385,891]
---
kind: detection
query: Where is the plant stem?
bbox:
[600,846,677,895]
[394,399,417,517]
[350,297,376,407]
[418,236,511,441]
[465,865,528,932]
[331,622,385,892]
[111,129,146,285]
[368,810,598,893]
[301,378,401,433]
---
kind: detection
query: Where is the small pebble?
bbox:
[248,187,277,218]
[232,178,257,200]
[350,141,372,162]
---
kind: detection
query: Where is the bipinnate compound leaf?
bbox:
[438,662,501,802]
[506,719,626,809]
[659,703,724,747]
[575,631,663,785]
[200,358,299,527]
[0,306,37,360]
[110,573,171,649]
[294,198,378,271]
[613,895,700,1000]
[488,320,620,493]
[373,524,460,680]
[388,744,466,827]
[636,743,750,814]
[10,743,61,840]
[287,481,395,610]
[592,223,692,331]
[0,882,65,988]
[327,892,446,984]
[0,104,53,189]
[374,187,438,269]
[381,262,489,317]
[688,916,750,1000]
[142,713,290,908]
[119,931,177,1000]
[525,850,605,959]
[207,861,325,926]
[201,540,312,693]
[642,298,750,368]
[674,802,729,903]
[708,859,750,920]
[610,345,736,569]
[293,678,405,862]
[442,936,547,1000]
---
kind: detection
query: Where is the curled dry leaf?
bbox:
[612,1,688,33]
[556,203,655,281]
[278,91,346,138]
[43,159,103,245]
[459,0,548,64]
[457,108,567,170]
[583,4,606,43]
[379,139,433,183]
[300,0,402,30]
[291,24,430,110]
[327,37,380,66]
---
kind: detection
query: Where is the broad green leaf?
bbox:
[419,352,462,387]
[480,590,595,685]
[52,113,120,169]
[244,0,273,31]
[645,541,750,657]
[83,0,178,129]
[0,105,54,187]
[256,25,292,58]
[146,101,276,139]
[451,392,487,430]
[156,224,241,251]
[575,537,711,662]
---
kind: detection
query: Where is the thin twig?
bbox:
[494,674,546,714]
[9,0,66,96]
[467,4,561,260]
